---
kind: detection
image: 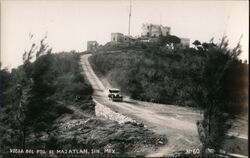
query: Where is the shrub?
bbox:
[0,50,94,149]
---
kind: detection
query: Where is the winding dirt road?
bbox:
[80,53,203,157]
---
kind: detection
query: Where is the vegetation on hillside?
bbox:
[89,36,248,155]
[90,37,247,111]
[0,37,94,151]
[0,37,167,157]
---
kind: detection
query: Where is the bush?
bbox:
[89,47,204,106]
[90,38,248,155]
[0,51,94,149]
[46,133,59,149]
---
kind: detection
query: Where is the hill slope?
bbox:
[0,51,167,157]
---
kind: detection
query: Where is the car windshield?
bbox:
[109,89,120,93]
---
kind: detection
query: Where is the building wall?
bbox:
[87,41,98,51]
[179,38,190,48]
[161,26,171,36]
[111,33,124,43]
[142,23,171,37]
[142,23,152,37]
[123,36,130,43]
[151,25,161,37]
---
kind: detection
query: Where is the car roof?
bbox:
[109,88,120,91]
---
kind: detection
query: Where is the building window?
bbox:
[113,37,115,41]
[147,32,149,37]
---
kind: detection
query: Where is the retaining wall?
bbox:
[94,100,136,124]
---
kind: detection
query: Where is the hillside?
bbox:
[0,45,167,157]
[90,40,248,113]
[0,52,94,151]
[89,37,248,155]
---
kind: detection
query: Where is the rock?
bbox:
[207,148,215,154]
[137,123,144,127]
[219,149,226,154]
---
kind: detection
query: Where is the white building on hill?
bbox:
[141,23,171,37]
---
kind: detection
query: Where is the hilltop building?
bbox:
[141,23,171,37]
[87,41,98,52]
[107,23,189,48]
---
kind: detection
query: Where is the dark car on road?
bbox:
[108,89,123,102]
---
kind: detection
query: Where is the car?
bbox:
[108,88,123,102]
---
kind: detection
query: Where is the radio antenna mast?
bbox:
[128,0,132,36]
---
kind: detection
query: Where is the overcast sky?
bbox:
[1,0,249,69]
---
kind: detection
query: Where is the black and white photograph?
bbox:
[0,0,248,157]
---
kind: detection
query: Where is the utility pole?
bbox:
[160,13,162,25]
[223,15,230,37]
[128,0,132,36]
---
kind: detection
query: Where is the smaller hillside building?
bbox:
[87,41,98,52]
[110,33,135,47]
[111,33,124,43]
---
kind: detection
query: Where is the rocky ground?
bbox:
[3,103,167,158]
[52,104,167,157]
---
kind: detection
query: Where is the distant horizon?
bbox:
[1,0,249,69]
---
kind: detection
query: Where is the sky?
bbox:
[1,0,249,69]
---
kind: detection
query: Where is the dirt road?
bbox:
[80,53,203,157]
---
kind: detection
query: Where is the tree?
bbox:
[193,40,201,47]
[167,35,181,45]
[159,35,181,49]
[202,42,209,51]
[194,37,243,157]
[201,42,217,53]
[12,34,52,149]
[0,66,11,107]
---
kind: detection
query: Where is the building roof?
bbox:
[111,32,124,36]
[124,35,136,39]
[87,41,98,43]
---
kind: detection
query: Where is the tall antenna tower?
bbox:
[128,0,132,36]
